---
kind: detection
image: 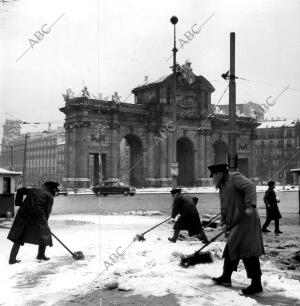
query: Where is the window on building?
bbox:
[286,140,293,148]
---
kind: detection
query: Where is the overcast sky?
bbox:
[0,0,299,135]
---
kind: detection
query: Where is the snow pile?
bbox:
[96,217,300,306]
[122,210,163,216]
[1,214,300,306]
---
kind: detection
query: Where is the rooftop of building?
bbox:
[258,119,300,129]
[0,168,22,176]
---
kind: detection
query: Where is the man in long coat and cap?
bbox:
[168,188,208,243]
[262,180,282,234]
[7,181,59,264]
[208,162,264,295]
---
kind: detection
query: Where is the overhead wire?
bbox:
[237,77,299,92]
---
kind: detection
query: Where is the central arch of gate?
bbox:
[60,70,258,188]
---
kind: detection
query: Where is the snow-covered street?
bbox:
[1,214,300,305]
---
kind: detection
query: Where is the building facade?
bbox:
[255,119,300,185]
[0,126,65,186]
[60,64,258,188]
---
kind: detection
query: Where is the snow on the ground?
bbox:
[1,215,300,306]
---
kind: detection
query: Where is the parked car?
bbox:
[92,180,136,196]
[56,187,68,196]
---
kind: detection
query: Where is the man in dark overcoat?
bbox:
[168,188,208,243]
[209,163,265,295]
[7,181,59,264]
[262,181,282,234]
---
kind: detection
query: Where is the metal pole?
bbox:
[298,175,300,225]
[22,134,29,186]
[170,16,178,189]
[283,126,285,190]
[228,32,237,171]
[99,124,102,184]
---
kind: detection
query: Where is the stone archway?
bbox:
[213,140,228,163]
[120,135,143,187]
[177,137,195,186]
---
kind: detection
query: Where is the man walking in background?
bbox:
[262,180,282,234]
[208,161,265,295]
[7,181,59,264]
[168,188,208,243]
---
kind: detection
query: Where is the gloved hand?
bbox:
[222,224,229,233]
[167,218,176,224]
[245,207,253,216]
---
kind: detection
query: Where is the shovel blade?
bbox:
[180,251,213,267]
[73,251,84,260]
[134,234,145,242]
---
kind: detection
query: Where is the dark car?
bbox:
[92,180,136,196]
[56,187,68,196]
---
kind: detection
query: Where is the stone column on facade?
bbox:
[74,121,90,188]
[63,120,89,189]
[64,123,76,186]
[167,133,173,179]
[110,124,120,178]
[205,132,213,178]
[152,132,160,185]
[198,132,206,181]
[159,134,168,186]
[147,128,154,186]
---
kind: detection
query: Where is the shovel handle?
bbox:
[202,213,221,229]
[194,213,247,254]
[195,231,225,253]
[51,231,75,256]
[141,217,172,236]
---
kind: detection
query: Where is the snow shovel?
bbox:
[180,214,246,267]
[202,213,221,229]
[51,232,84,260]
[134,217,172,242]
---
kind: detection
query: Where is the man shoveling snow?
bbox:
[168,187,208,243]
[208,160,265,295]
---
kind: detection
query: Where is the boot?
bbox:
[212,274,232,287]
[262,228,271,233]
[198,231,209,244]
[274,220,282,234]
[242,277,263,295]
[168,230,179,243]
[9,243,21,264]
[37,245,50,260]
[212,267,232,287]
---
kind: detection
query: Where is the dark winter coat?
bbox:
[263,188,282,220]
[219,172,265,261]
[7,187,53,246]
[171,194,203,236]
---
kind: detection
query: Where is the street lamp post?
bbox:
[22,133,30,186]
[228,32,237,171]
[170,16,178,189]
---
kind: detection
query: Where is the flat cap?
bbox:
[267,180,275,186]
[170,187,182,194]
[208,163,229,177]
